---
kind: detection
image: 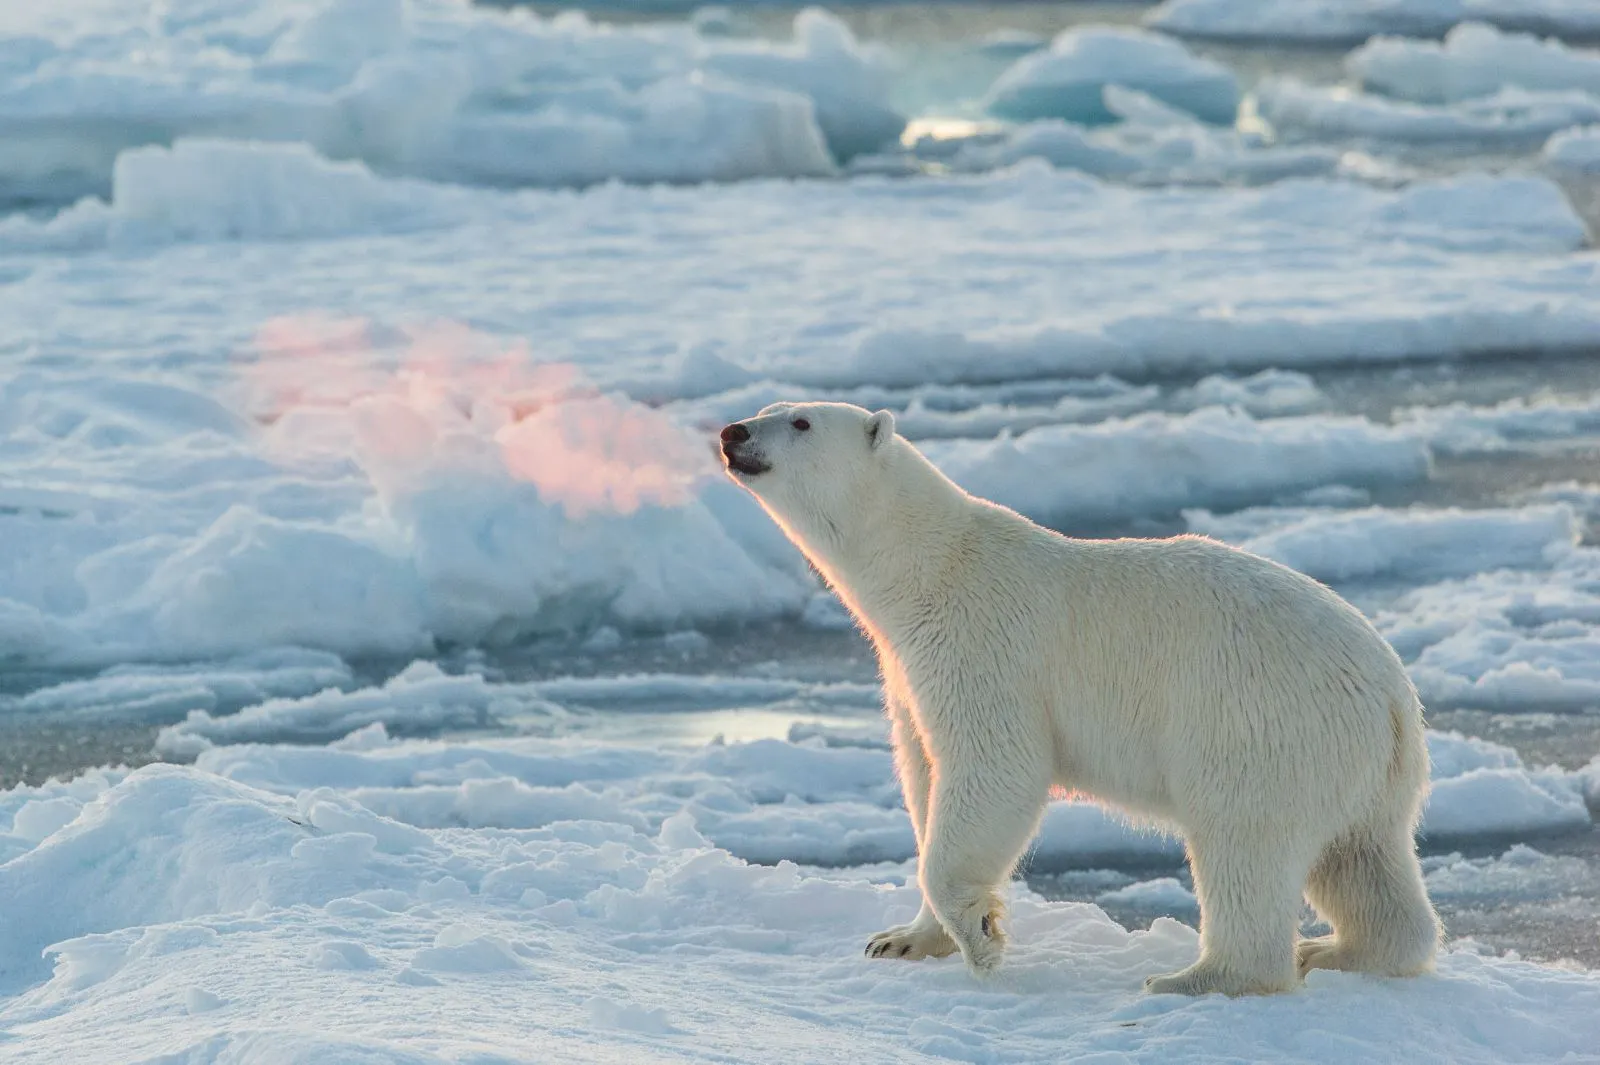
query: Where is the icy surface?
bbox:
[1380,547,1600,713]
[1257,79,1600,145]
[0,735,1594,1063]
[0,0,902,206]
[951,88,1337,185]
[1149,0,1600,44]
[4,161,1595,666]
[983,27,1239,125]
[118,666,1592,866]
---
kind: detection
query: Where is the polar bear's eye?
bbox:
[792,418,810,432]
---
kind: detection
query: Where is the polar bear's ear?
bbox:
[866,409,895,450]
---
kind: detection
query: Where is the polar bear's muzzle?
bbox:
[720,422,770,476]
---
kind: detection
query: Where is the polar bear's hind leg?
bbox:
[1145,828,1313,996]
[1299,820,1440,978]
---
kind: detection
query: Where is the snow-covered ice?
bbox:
[1351,23,1600,106]
[4,156,1595,666]
[1379,547,1600,713]
[0,725,1595,1063]
[112,665,1592,865]
[0,0,901,206]
[1186,503,1579,583]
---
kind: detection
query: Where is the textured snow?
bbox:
[0,728,1594,1063]
[1397,392,1600,455]
[126,666,1594,865]
[983,27,1239,125]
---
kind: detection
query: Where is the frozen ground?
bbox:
[2,1,1600,1062]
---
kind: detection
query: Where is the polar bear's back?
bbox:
[956,517,1423,827]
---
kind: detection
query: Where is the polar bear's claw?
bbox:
[864,920,959,961]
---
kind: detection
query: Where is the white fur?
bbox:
[722,401,1440,995]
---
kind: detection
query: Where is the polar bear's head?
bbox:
[719,401,897,549]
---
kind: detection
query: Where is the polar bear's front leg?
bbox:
[918,725,1051,976]
[866,697,957,961]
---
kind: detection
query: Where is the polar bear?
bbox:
[720,401,1440,996]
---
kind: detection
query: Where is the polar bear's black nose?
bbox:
[720,422,750,444]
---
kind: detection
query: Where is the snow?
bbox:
[1350,23,1600,105]
[0,139,475,250]
[1148,0,1600,45]
[4,649,352,721]
[0,743,1595,1063]
[1379,547,1600,713]
[982,27,1239,126]
[0,0,905,207]
[119,665,1590,870]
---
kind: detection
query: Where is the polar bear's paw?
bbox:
[1296,935,1348,975]
[1144,961,1295,997]
[864,919,958,961]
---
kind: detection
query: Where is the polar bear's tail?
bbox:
[1386,693,1430,818]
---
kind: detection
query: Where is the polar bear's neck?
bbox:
[790,440,982,639]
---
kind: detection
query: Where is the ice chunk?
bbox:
[984,27,1239,125]
[700,9,903,161]
[1543,125,1600,237]
[1379,547,1600,712]
[1351,23,1600,105]
[1256,78,1600,145]
[923,408,1428,526]
[1187,504,1581,583]
[1096,877,1198,912]
[1545,124,1600,172]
